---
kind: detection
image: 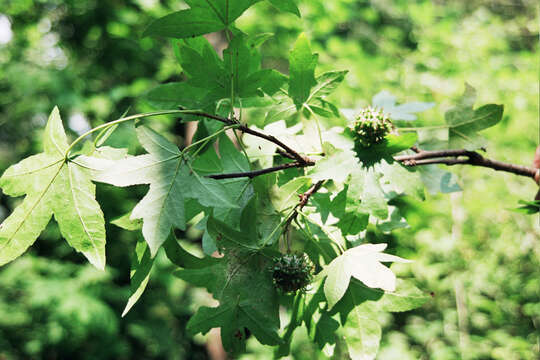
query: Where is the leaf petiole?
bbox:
[66,109,195,158]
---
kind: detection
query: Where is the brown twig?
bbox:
[284,180,325,231]
[395,148,538,179]
[183,111,538,183]
[184,111,310,165]
[207,160,314,179]
[276,148,296,160]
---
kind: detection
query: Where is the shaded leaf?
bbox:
[81,125,236,256]
[445,84,503,150]
[144,0,259,39]
[122,240,154,317]
[180,253,281,353]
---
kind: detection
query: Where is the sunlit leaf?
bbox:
[0,107,106,269]
[321,243,411,309]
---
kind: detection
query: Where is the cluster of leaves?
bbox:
[0,1,513,359]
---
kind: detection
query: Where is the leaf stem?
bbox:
[183,124,239,157]
[260,208,296,248]
[65,109,190,158]
[207,160,313,179]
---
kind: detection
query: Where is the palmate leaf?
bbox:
[81,125,237,256]
[143,0,259,39]
[266,34,346,124]
[417,164,462,194]
[289,33,318,109]
[328,279,429,360]
[176,199,281,352]
[146,34,286,117]
[445,84,504,150]
[0,107,106,269]
[144,0,299,39]
[177,252,281,353]
[320,243,411,309]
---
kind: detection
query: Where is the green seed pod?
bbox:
[350,106,392,147]
[271,253,314,294]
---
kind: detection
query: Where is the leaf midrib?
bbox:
[67,163,101,264]
[152,157,184,242]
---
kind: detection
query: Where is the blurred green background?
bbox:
[0,0,538,359]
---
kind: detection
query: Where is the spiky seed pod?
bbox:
[350,106,393,147]
[271,253,314,294]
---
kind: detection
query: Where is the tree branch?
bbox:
[183,111,311,165]
[285,180,325,231]
[207,160,314,179]
[395,148,538,179]
[181,111,538,183]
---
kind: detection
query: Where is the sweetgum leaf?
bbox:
[144,82,208,110]
[311,71,348,99]
[329,282,382,360]
[80,125,236,256]
[111,211,143,231]
[321,243,411,309]
[289,33,318,109]
[0,107,107,269]
[164,234,219,269]
[271,38,345,125]
[179,253,281,353]
[224,33,286,99]
[357,169,388,219]
[143,0,259,39]
[328,279,429,360]
[445,84,503,150]
[154,35,285,117]
[380,161,425,200]
[207,214,259,251]
[340,304,380,360]
[313,311,339,349]
[308,146,357,183]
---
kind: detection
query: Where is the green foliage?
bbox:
[0,108,106,269]
[444,84,504,149]
[0,1,538,359]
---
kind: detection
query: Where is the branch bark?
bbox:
[186,111,538,183]
[395,149,538,179]
[207,160,314,179]
[184,111,311,165]
[285,180,325,231]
